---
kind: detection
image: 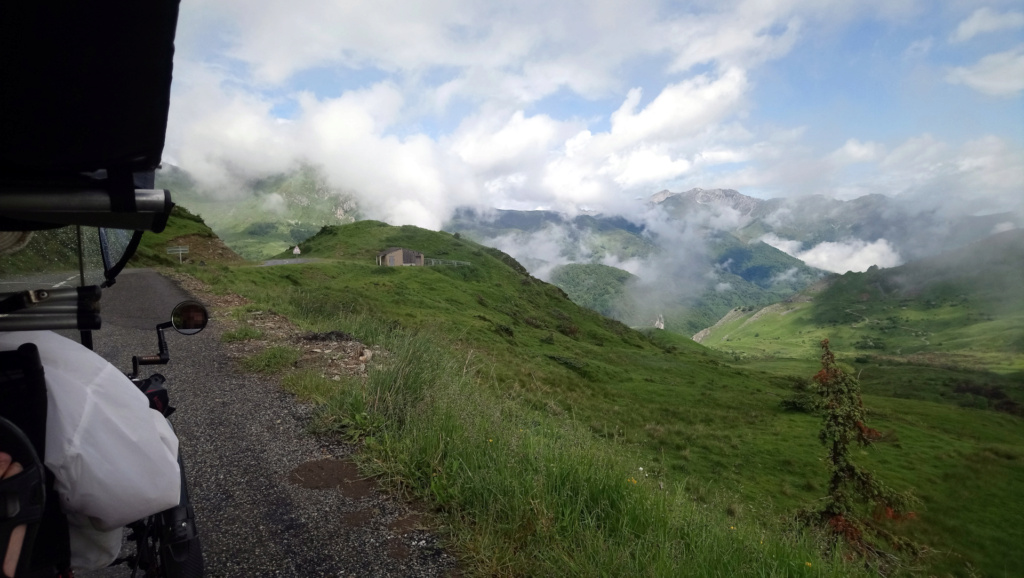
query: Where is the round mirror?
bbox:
[170,300,209,335]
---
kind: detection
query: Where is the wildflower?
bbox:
[730,526,735,530]
[488,439,493,443]
[805,562,812,567]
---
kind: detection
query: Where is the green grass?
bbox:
[240,346,300,373]
[278,317,859,576]
[183,220,1024,576]
[132,205,226,267]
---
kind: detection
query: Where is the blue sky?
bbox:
[165,0,1024,230]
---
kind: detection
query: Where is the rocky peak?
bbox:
[649,188,762,215]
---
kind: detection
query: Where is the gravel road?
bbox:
[81,269,456,577]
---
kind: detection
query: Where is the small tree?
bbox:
[801,339,919,563]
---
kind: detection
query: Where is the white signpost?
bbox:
[166,246,189,264]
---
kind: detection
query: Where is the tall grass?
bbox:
[276,312,861,576]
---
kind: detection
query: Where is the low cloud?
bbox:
[759,233,803,255]
[763,233,903,273]
[992,221,1016,234]
[482,223,593,281]
[770,267,799,284]
[829,139,885,164]
[261,193,287,215]
[797,239,902,273]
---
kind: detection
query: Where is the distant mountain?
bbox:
[156,164,359,260]
[697,229,1024,374]
[445,205,825,334]
[651,187,762,217]
[446,208,654,268]
[651,188,1022,261]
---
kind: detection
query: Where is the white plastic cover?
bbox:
[0,331,181,568]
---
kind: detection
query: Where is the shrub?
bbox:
[798,339,920,568]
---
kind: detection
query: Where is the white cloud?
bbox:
[950,7,1024,43]
[715,282,733,292]
[163,0,1024,232]
[608,149,692,188]
[992,221,1016,234]
[760,233,804,256]
[761,233,903,273]
[829,139,885,164]
[452,111,564,168]
[796,239,903,273]
[535,68,752,211]
[946,45,1024,96]
[609,69,749,147]
[770,267,799,284]
[877,134,1024,214]
[261,193,286,215]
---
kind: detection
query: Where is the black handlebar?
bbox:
[129,321,173,379]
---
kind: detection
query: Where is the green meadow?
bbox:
[161,219,1022,576]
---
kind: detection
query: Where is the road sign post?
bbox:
[166,246,189,264]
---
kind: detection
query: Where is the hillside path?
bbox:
[81,269,455,577]
[260,258,321,266]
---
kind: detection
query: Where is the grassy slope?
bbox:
[694,232,1024,575]
[699,230,1024,375]
[186,221,1022,576]
[132,206,246,267]
[549,263,638,319]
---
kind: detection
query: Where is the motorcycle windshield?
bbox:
[0,226,107,290]
[99,227,143,285]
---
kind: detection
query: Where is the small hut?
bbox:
[377,247,424,266]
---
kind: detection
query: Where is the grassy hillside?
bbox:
[132,205,246,267]
[697,229,1024,375]
[549,263,638,319]
[177,220,1024,576]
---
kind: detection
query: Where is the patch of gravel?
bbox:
[79,269,456,577]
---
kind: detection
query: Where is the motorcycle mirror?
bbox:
[170,300,208,335]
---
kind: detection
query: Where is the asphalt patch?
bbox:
[340,508,374,527]
[388,513,424,535]
[387,537,411,561]
[288,458,376,499]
